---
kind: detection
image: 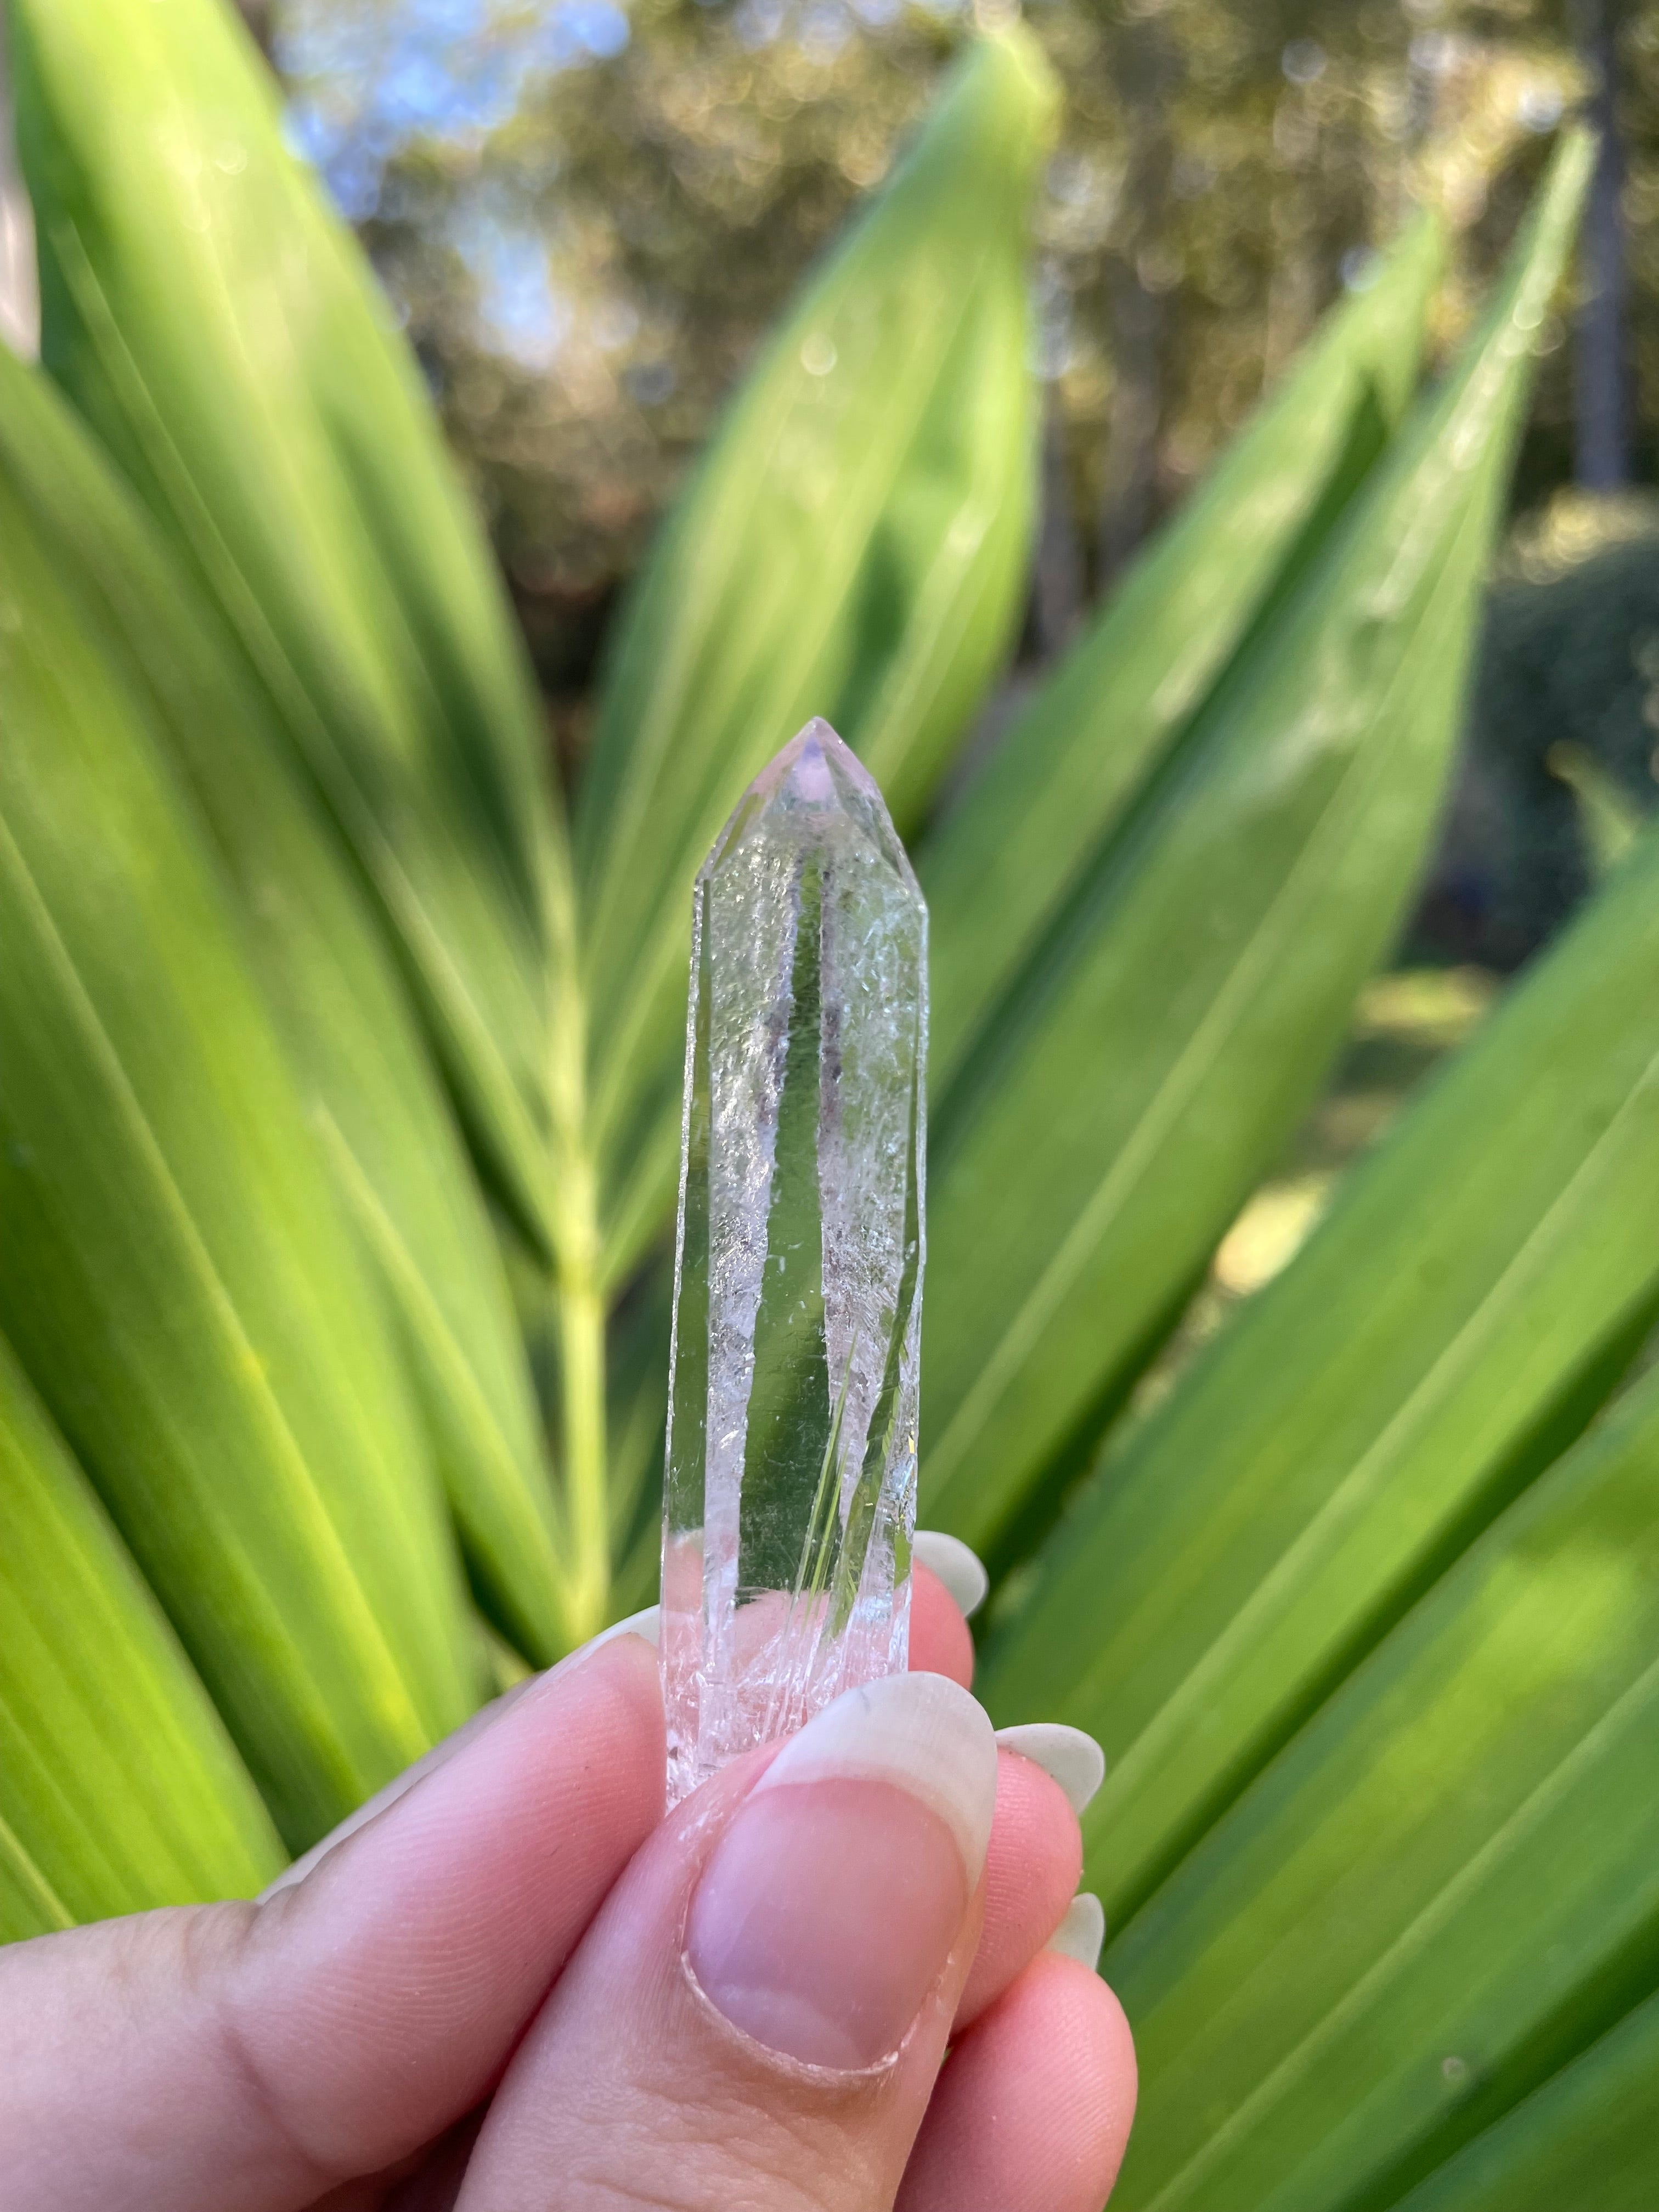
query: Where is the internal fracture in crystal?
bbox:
[662,719,927,1806]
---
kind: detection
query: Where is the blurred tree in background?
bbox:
[194,2,1659,944]
[269,8,1562,586]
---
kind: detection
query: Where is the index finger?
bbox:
[0,1635,664,2212]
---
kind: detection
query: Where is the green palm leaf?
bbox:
[576,29,1058,1284]
[924,206,1443,1090]
[0,451,475,1853]
[0,1336,283,1941]
[10,0,562,1253]
[1105,1341,1659,2210]
[981,809,1659,1929]
[922,130,1593,1565]
[1390,1991,1659,2212]
[0,342,577,1668]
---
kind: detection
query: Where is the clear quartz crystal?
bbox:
[662,719,927,1806]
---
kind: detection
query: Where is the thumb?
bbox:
[455,1671,997,2212]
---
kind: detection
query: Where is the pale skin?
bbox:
[0,1568,1137,2211]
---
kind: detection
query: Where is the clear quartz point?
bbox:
[662,718,927,1806]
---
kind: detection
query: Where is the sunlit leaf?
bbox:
[924,208,1443,1091]
[10,0,563,1251]
[983,808,1659,1925]
[0,452,476,1853]
[0,1336,284,1941]
[0,341,577,1668]
[921,131,1593,1565]
[576,30,1057,1283]
[1105,1345,1659,2210]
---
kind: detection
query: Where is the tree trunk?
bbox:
[1032,402,1085,660]
[232,1,277,60]
[1097,16,1177,587]
[1575,0,1630,489]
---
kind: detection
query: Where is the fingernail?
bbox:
[584,1604,660,1654]
[685,1672,997,2069]
[913,1530,989,1620]
[994,1723,1106,1815]
[1047,1892,1105,1972]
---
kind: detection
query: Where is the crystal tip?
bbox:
[773,718,881,804]
[705,719,919,893]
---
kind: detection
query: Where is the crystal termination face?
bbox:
[662,719,927,1805]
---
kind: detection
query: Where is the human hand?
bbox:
[0,1548,1135,2210]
